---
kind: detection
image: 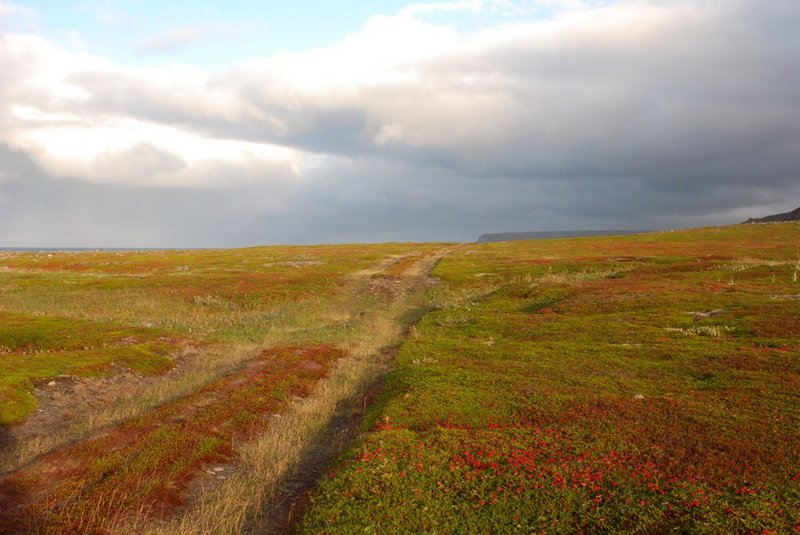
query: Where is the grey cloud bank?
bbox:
[1,1,799,247]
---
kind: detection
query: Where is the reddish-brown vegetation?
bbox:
[0,345,343,534]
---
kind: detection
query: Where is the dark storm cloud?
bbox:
[0,144,290,247]
[0,143,615,246]
[1,1,799,246]
[63,2,800,184]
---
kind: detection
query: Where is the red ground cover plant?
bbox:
[300,224,800,533]
[0,344,344,534]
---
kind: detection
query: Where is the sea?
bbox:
[0,247,181,252]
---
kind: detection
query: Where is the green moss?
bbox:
[0,381,37,427]
[196,437,222,456]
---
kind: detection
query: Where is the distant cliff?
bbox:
[742,206,800,224]
[476,230,647,243]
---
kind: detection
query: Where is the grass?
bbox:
[130,248,453,535]
[0,345,344,534]
[0,243,442,470]
[0,343,261,474]
[300,223,800,534]
[3,225,799,533]
[0,244,441,341]
[0,311,180,425]
[0,243,453,533]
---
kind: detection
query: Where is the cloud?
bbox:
[0,2,37,30]
[160,0,796,206]
[135,24,236,54]
[399,1,486,18]
[76,0,136,31]
[0,143,297,247]
[9,111,300,187]
[0,35,299,187]
[1,0,799,245]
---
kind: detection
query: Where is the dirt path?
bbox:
[137,246,458,535]
[0,345,345,534]
[251,247,457,534]
[0,341,199,475]
[0,246,458,535]
[0,250,437,477]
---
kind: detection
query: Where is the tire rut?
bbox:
[248,246,459,534]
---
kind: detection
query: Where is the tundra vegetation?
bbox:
[301,223,800,534]
[0,223,798,534]
[0,243,447,533]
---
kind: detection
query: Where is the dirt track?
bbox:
[0,246,458,535]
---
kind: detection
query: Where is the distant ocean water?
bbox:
[0,247,181,252]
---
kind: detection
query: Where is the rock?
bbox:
[687,309,725,319]
[742,206,800,224]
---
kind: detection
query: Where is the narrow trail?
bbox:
[143,245,459,535]
[0,245,458,535]
[252,246,458,534]
[0,345,345,534]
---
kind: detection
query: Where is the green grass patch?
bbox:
[0,243,444,342]
[0,311,179,424]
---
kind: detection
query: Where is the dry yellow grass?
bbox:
[130,248,455,535]
[0,246,437,475]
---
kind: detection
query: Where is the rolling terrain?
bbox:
[301,223,800,533]
[1,223,799,533]
[0,243,450,533]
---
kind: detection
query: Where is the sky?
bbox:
[0,0,798,247]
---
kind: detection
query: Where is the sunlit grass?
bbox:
[0,242,454,533]
[132,248,454,535]
[0,345,343,534]
[0,244,441,341]
[0,243,442,466]
[4,226,799,533]
[0,311,180,425]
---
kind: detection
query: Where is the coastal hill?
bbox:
[476,230,647,243]
[742,206,800,224]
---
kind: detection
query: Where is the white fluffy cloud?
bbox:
[0,33,299,187]
[1,0,799,245]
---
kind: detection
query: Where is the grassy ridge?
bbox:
[300,224,800,533]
